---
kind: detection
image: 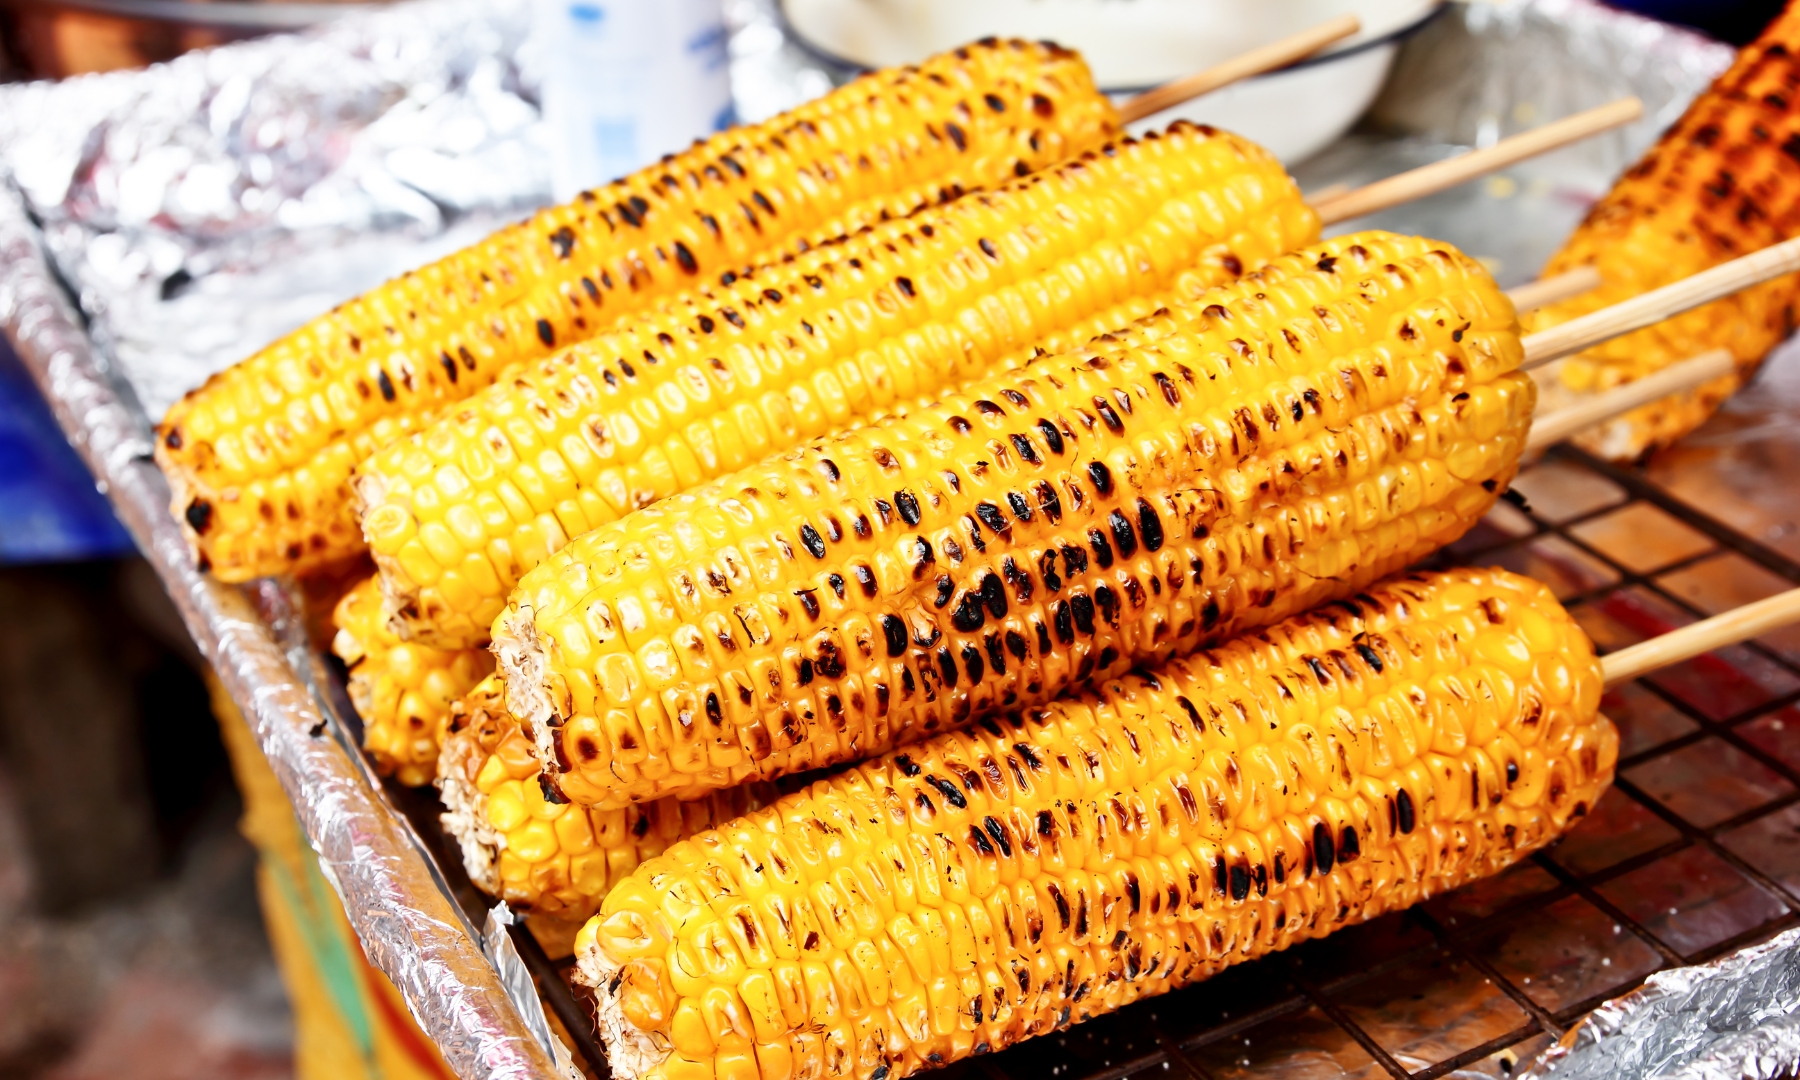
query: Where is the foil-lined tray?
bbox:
[6,1,1800,1077]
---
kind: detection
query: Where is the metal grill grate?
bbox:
[385,442,1800,1080]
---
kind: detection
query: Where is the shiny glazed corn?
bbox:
[157,38,1119,582]
[1526,4,1800,460]
[575,566,1617,1080]
[361,122,1319,647]
[495,231,1533,808]
[331,575,492,786]
[438,676,776,953]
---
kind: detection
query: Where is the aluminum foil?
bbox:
[0,0,548,420]
[1526,924,1800,1080]
[1,0,1796,1078]
[0,0,831,423]
[481,905,582,1080]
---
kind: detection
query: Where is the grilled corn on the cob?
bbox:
[331,576,493,786]
[360,123,1319,648]
[574,566,1616,1080]
[438,676,776,953]
[495,231,1532,808]
[1526,4,1800,460]
[157,39,1119,582]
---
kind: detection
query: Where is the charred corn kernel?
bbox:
[575,567,1618,1079]
[495,231,1532,808]
[330,575,492,785]
[438,676,776,953]
[363,122,1319,648]
[1526,7,1800,461]
[157,39,1119,583]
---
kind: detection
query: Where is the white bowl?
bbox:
[779,0,1441,164]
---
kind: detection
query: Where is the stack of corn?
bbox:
[162,27,1663,1067]
[1527,1,1800,460]
[359,210,1604,1076]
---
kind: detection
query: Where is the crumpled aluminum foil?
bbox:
[0,0,829,422]
[2,0,1797,1078]
[1526,924,1800,1080]
[482,904,582,1080]
[0,0,547,420]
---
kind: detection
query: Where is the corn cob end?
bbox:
[332,576,493,786]
[437,685,507,897]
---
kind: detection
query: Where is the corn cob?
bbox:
[1525,4,1800,461]
[156,39,1120,583]
[331,575,493,786]
[360,123,1320,648]
[493,231,1532,808]
[439,675,778,954]
[573,566,1616,1080]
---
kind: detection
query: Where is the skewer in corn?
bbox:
[1114,14,1362,125]
[1524,349,1736,452]
[573,568,1800,1080]
[157,22,1360,584]
[486,222,1800,810]
[1526,5,1800,461]
[359,101,1641,650]
[1521,233,1800,369]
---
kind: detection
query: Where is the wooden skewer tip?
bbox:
[1118,14,1363,125]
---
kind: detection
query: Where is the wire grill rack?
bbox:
[358,440,1800,1080]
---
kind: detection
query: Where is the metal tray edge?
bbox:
[0,183,560,1080]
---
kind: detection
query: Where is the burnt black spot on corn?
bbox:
[492,232,1530,806]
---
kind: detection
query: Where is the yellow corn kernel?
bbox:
[158,39,1120,582]
[330,575,493,785]
[436,676,777,954]
[1525,7,1800,460]
[495,231,1530,808]
[362,121,1319,647]
[573,566,1617,1080]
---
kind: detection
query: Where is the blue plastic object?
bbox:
[0,337,135,563]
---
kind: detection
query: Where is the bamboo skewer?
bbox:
[1506,265,1603,312]
[1524,349,1735,452]
[1601,587,1800,684]
[1312,97,1643,225]
[1119,15,1363,124]
[1522,234,1800,369]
